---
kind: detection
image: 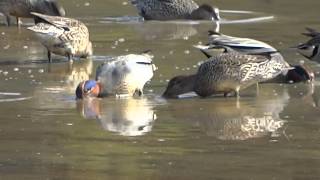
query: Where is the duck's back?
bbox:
[208,33,277,54]
[28,12,90,56]
[194,52,290,97]
[133,0,199,20]
[96,54,155,95]
[0,0,65,17]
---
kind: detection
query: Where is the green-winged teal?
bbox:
[162,52,292,98]
[27,12,92,62]
[76,52,156,99]
[0,0,65,26]
[195,31,314,83]
[131,0,220,21]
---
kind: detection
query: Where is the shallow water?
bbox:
[0,0,320,179]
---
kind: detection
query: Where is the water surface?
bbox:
[0,0,320,179]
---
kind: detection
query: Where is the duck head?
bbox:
[286,65,314,83]
[190,4,220,21]
[162,75,196,98]
[76,80,101,99]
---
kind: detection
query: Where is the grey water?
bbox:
[0,0,320,179]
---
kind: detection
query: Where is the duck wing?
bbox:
[195,32,277,55]
[31,12,79,30]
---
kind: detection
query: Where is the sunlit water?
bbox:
[0,0,320,179]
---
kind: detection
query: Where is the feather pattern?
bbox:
[0,0,65,26]
[96,53,155,96]
[131,0,199,20]
[194,52,291,97]
[195,32,277,55]
[27,12,92,61]
[295,28,320,62]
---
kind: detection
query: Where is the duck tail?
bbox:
[208,30,221,36]
[290,43,309,50]
[302,27,320,37]
[140,49,154,59]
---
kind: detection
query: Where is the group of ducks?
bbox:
[0,0,318,99]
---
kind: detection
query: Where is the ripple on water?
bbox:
[0,92,32,102]
[98,10,275,25]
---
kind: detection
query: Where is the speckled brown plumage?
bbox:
[27,12,92,62]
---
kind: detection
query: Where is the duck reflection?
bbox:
[169,86,289,140]
[77,97,157,136]
[47,59,93,92]
[132,22,199,40]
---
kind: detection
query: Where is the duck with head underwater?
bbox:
[162,50,293,99]
[76,51,156,99]
[27,12,92,63]
[194,30,314,84]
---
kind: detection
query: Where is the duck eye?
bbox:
[83,87,92,93]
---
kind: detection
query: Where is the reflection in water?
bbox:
[47,59,93,92]
[169,86,289,140]
[0,92,32,102]
[0,26,46,61]
[132,22,198,40]
[77,97,157,136]
[295,82,320,109]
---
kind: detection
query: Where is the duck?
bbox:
[162,51,293,98]
[195,30,277,55]
[130,0,220,21]
[76,52,156,99]
[294,27,320,63]
[194,31,314,83]
[27,12,92,62]
[0,0,65,26]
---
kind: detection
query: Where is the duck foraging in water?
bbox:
[162,52,293,98]
[27,12,92,63]
[76,52,156,99]
[195,31,314,83]
[131,0,220,21]
[0,0,65,26]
